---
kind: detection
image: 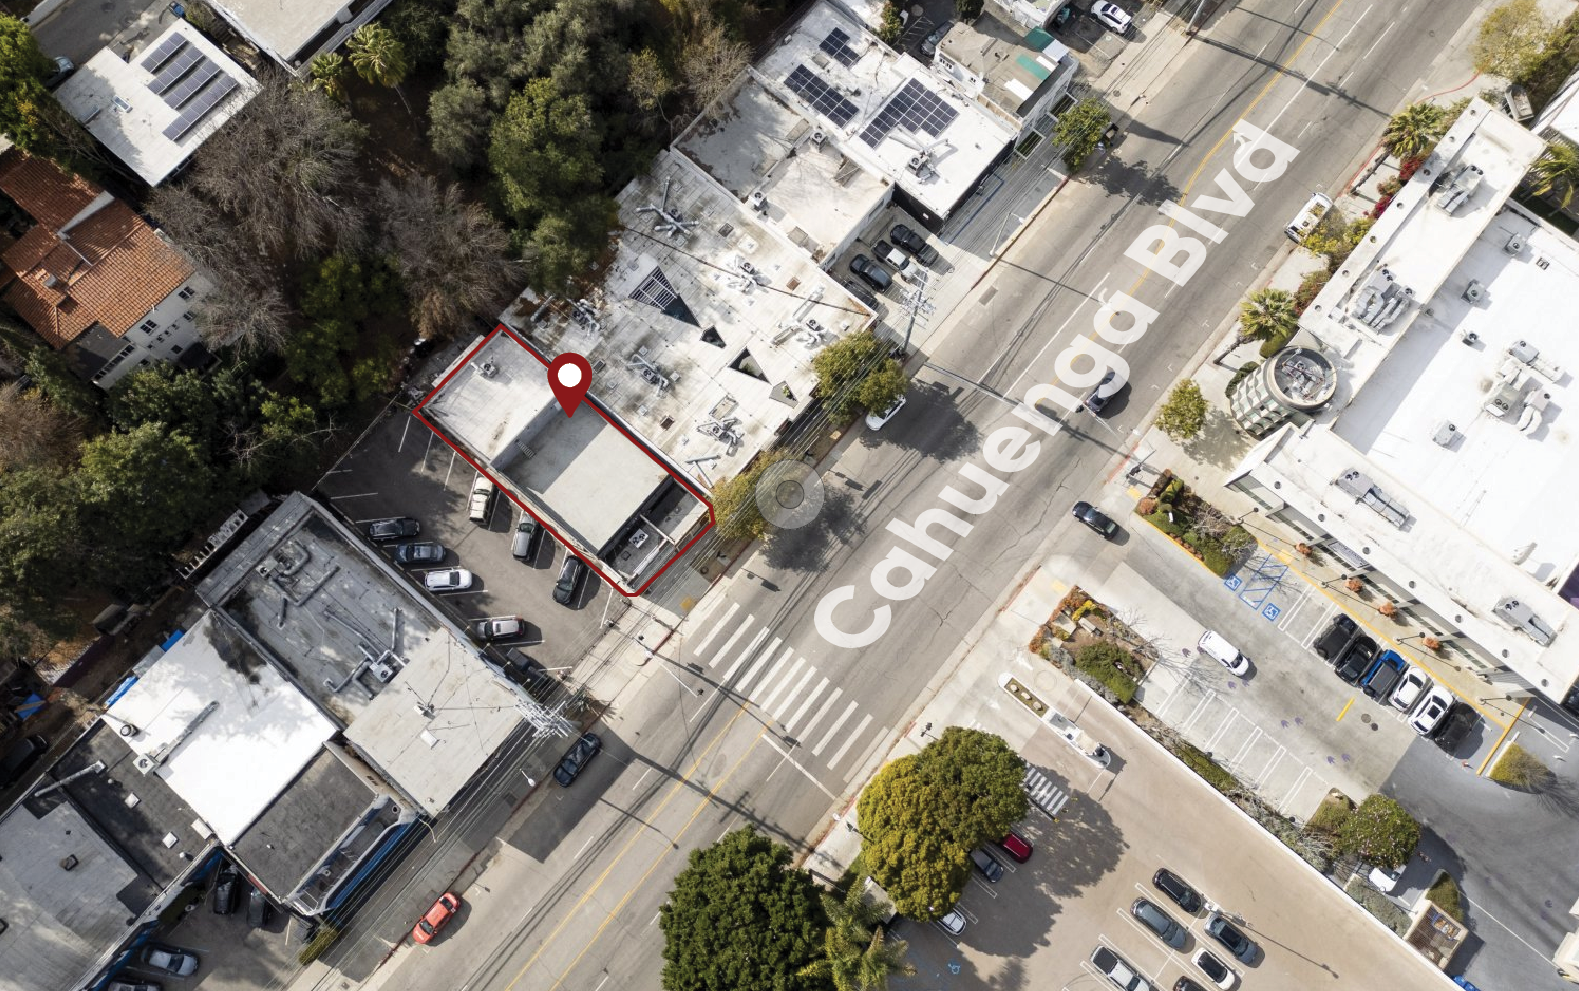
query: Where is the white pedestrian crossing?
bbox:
[736,643,790,695]
[793,686,842,741]
[710,614,754,667]
[813,700,860,755]
[826,714,873,769]
[758,657,806,713]
[783,677,829,733]
[771,667,817,721]
[1023,766,1070,818]
[691,601,738,655]
[720,627,771,682]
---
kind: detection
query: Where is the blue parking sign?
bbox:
[1262,602,1281,621]
[1223,575,1243,591]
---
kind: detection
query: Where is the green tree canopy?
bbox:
[1470,0,1552,80]
[75,423,216,584]
[659,827,830,991]
[489,78,604,232]
[1335,794,1420,869]
[348,22,410,87]
[1155,380,1207,442]
[1381,102,1447,161]
[709,450,793,543]
[1529,138,1579,208]
[0,466,87,606]
[811,331,905,421]
[1052,98,1112,171]
[858,727,1028,917]
[0,17,64,158]
[799,886,915,991]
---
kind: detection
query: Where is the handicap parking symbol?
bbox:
[1223,574,1243,591]
[948,962,962,975]
[1262,602,1281,622]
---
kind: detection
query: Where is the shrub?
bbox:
[1336,794,1420,869]
[1225,361,1259,399]
[1398,155,1427,182]
[1146,509,1186,538]
[1344,874,1410,935]
[1201,547,1235,576]
[1160,478,1186,503]
[1136,496,1158,515]
[1258,326,1296,358]
[1220,526,1255,553]
[1293,268,1331,314]
[1307,793,1354,835]
[1426,871,1466,922]
[1371,193,1395,218]
[1489,742,1553,791]
[297,923,340,964]
[1073,642,1138,703]
[1173,740,1237,793]
[1376,176,1403,197]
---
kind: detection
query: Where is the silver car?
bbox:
[1131,898,1186,949]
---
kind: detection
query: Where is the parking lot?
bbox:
[315,401,626,677]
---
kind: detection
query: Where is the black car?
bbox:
[553,731,602,786]
[0,734,47,788]
[889,224,939,266]
[1333,635,1379,684]
[1312,614,1357,661]
[1173,980,1208,991]
[553,556,586,606]
[212,867,241,914]
[1205,909,1258,963]
[1433,703,1477,755]
[505,649,558,701]
[848,254,892,291]
[247,886,272,928]
[1072,501,1118,539]
[368,517,420,543]
[1152,868,1203,913]
[1563,681,1579,719]
[969,847,1003,882]
[393,541,445,566]
[1085,370,1123,415]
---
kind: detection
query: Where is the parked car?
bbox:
[999,830,1033,863]
[211,867,241,914]
[512,516,542,559]
[411,892,462,944]
[849,254,892,291]
[554,731,602,786]
[1333,635,1379,684]
[246,886,272,928]
[890,224,939,265]
[469,473,496,524]
[1434,702,1477,754]
[1368,862,1403,893]
[107,982,162,991]
[1410,685,1455,736]
[969,847,1004,882]
[1191,948,1237,990]
[0,734,48,788]
[139,945,199,978]
[1361,649,1407,701]
[938,907,966,935]
[1151,868,1203,913]
[473,617,526,643]
[1198,630,1250,677]
[1130,898,1186,948]
[44,56,74,88]
[1091,945,1152,991]
[1072,500,1118,538]
[871,240,912,276]
[866,395,907,431]
[920,20,954,58]
[368,517,420,542]
[1085,370,1124,415]
[424,568,473,592]
[1391,667,1432,712]
[394,541,445,566]
[1173,980,1208,991]
[1093,1,1133,34]
[1204,910,1257,963]
[505,649,558,701]
[1311,614,1357,660]
[1285,192,1333,242]
[553,555,587,606]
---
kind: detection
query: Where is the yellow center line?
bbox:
[1336,697,1355,722]
[498,703,756,991]
[1478,699,1529,775]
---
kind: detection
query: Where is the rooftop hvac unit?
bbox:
[370,662,396,683]
[810,128,826,146]
[747,191,767,213]
[1505,231,1526,254]
[1493,597,1556,646]
[1462,280,1485,303]
[1431,421,1458,447]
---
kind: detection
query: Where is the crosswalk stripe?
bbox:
[720,627,770,681]
[690,600,738,656]
[738,643,791,695]
[758,657,806,712]
[794,686,843,741]
[783,677,829,733]
[826,714,874,769]
[710,613,755,669]
[813,701,860,756]
[771,666,817,721]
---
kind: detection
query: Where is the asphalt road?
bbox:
[372,2,1486,990]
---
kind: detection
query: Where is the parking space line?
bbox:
[826,714,873,768]
[1336,697,1355,722]
[1279,767,1312,811]
[813,701,859,756]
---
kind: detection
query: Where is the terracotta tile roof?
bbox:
[0,151,194,348]
[0,150,103,229]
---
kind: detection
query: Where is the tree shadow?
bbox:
[1179,407,1253,470]
[1083,154,1182,208]
[761,487,869,573]
[861,377,982,462]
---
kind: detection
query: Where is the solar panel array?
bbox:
[819,27,860,67]
[140,34,190,73]
[147,45,203,96]
[165,59,220,109]
[785,65,857,128]
[162,74,240,142]
[859,79,958,149]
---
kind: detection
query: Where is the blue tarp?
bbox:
[160,628,186,651]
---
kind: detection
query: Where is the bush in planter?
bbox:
[1224,361,1260,398]
[1160,478,1186,503]
[1146,509,1187,537]
[1201,547,1235,576]
[1293,268,1331,314]
[1136,496,1158,515]
[1073,642,1138,703]
[1335,794,1420,869]
[1426,871,1466,922]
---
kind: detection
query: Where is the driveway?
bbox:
[29,0,176,66]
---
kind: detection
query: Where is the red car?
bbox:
[999,830,1033,863]
[412,892,462,944]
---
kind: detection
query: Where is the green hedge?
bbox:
[1074,642,1138,704]
[1146,509,1187,537]
[1224,361,1259,399]
[1173,740,1237,793]
[297,923,340,965]
[1426,871,1465,922]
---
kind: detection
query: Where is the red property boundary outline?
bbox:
[410,324,716,598]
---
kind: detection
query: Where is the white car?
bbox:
[424,568,474,592]
[1409,685,1454,736]
[866,395,907,430]
[938,907,966,935]
[1091,945,1151,991]
[1368,862,1403,892]
[1093,1,1132,34]
[1191,947,1238,990]
[1390,667,1431,712]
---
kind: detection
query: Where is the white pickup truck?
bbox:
[1046,710,1113,768]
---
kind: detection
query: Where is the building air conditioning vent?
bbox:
[1431,421,1458,447]
[370,662,396,683]
[119,723,138,737]
[1462,280,1485,303]
[810,128,826,146]
[59,855,78,871]
[747,191,767,213]
[1505,231,1526,254]
[1493,597,1556,646]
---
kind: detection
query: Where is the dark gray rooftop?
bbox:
[231,747,382,899]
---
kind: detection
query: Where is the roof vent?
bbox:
[810,128,826,146]
[1431,421,1458,447]
[748,190,767,213]
[1505,231,1526,254]
[1493,597,1556,646]
[1462,280,1485,303]
[59,855,78,871]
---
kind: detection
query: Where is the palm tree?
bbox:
[1382,102,1447,161]
[309,53,347,103]
[347,23,408,88]
[798,888,917,991]
[1239,288,1298,342]
[1528,139,1579,209]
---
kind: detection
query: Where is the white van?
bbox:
[1198,630,1250,676]
[1285,192,1332,243]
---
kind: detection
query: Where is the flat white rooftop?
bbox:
[755,1,1013,220]
[501,150,874,496]
[106,611,334,844]
[677,79,891,262]
[54,21,258,187]
[209,0,350,64]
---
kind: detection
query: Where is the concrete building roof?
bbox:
[206,0,390,68]
[500,151,874,498]
[935,15,1075,126]
[104,612,336,844]
[196,494,525,815]
[754,1,1014,221]
[53,21,259,187]
[677,79,891,262]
